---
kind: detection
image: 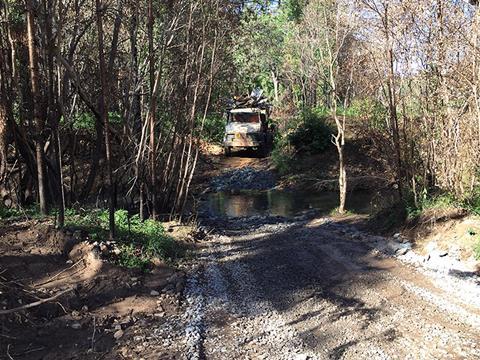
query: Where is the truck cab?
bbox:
[223,107,273,157]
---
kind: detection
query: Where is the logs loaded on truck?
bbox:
[223,89,274,157]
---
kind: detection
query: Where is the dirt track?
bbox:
[184,216,480,360]
[185,153,480,359]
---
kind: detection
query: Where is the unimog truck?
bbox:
[223,91,274,157]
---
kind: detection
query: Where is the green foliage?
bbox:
[66,111,123,133]
[65,209,181,271]
[282,0,307,21]
[271,134,295,175]
[462,189,480,216]
[329,207,356,216]
[6,1,24,27]
[232,11,286,97]
[70,113,96,132]
[405,192,458,219]
[0,206,21,219]
[0,205,43,220]
[344,98,387,127]
[474,240,480,261]
[288,109,332,154]
[117,244,151,270]
[201,114,225,144]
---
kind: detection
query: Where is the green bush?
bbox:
[0,205,43,220]
[344,98,387,128]
[462,189,480,216]
[405,192,458,219]
[0,206,21,219]
[66,208,181,270]
[271,134,295,175]
[288,109,332,154]
[200,114,225,144]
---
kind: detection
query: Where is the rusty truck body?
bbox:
[223,97,274,156]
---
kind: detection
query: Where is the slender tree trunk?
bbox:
[96,0,115,239]
[148,0,157,219]
[26,0,48,215]
[55,0,66,227]
[271,70,279,103]
[384,4,404,199]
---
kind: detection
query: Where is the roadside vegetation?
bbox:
[231,0,480,220]
[0,205,183,271]
[65,209,183,270]
[271,109,333,175]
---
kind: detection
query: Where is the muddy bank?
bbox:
[0,220,190,359]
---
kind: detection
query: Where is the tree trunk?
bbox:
[96,0,115,239]
[148,0,157,220]
[26,0,48,215]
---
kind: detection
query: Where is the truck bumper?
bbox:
[224,133,263,148]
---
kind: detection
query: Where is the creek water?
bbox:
[204,189,393,218]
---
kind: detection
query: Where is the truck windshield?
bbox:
[231,113,260,123]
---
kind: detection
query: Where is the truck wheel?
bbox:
[224,146,232,157]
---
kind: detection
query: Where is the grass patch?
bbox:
[0,205,43,220]
[406,192,458,219]
[66,208,183,271]
[329,207,356,216]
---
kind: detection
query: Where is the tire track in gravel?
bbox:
[185,217,480,359]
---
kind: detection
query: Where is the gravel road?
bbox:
[184,216,480,360]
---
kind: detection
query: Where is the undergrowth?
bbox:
[65,208,182,271]
[271,108,332,175]
[0,205,42,220]
[405,192,458,219]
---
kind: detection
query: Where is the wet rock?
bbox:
[211,167,276,192]
[71,322,82,330]
[150,290,160,296]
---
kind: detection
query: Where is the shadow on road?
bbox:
[201,217,398,355]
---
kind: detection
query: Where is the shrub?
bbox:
[0,206,21,219]
[462,189,480,216]
[405,192,457,219]
[271,134,295,175]
[66,208,181,270]
[345,98,387,129]
[288,109,332,154]
[200,114,225,144]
